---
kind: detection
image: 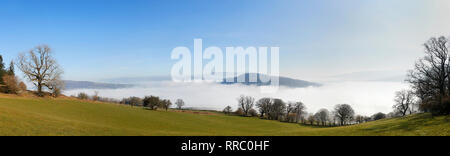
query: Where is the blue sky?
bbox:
[1,0,449,81]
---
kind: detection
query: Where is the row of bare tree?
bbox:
[224,95,381,126]
[226,95,415,126]
[223,36,450,127]
[74,92,187,111]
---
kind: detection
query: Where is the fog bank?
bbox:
[64,81,408,116]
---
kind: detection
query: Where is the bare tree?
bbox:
[129,96,142,107]
[17,45,63,96]
[333,104,355,126]
[91,91,100,101]
[256,98,272,118]
[237,95,245,116]
[393,90,414,116]
[294,101,306,123]
[47,78,64,97]
[268,98,286,120]
[329,111,338,126]
[160,99,172,111]
[355,115,365,124]
[299,111,309,124]
[175,99,185,109]
[120,96,142,106]
[407,36,450,115]
[223,106,232,115]
[307,113,315,125]
[315,108,330,126]
[393,90,415,116]
[237,95,255,116]
[285,102,295,120]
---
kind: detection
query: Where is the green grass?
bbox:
[0,95,448,136]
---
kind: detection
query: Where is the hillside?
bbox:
[0,94,448,136]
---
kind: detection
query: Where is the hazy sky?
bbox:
[1,0,450,81]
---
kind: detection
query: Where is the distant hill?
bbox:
[63,80,133,90]
[222,73,321,88]
[102,76,171,84]
[99,74,320,88]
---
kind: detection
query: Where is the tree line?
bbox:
[224,95,365,126]
[74,91,186,111]
[223,95,422,127]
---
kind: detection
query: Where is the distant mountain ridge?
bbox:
[222,73,321,88]
[63,80,134,90]
[97,74,320,88]
[102,76,172,84]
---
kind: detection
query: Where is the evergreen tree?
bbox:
[0,55,6,84]
[7,61,14,75]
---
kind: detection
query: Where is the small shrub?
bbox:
[18,82,27,92]
[286,113,297,123]
[92,91,100,101]
[419,97,450,115]
[372,112,387,120]
[234,108,244,116]
[52,86,62,97]
[223,106,232,115]
[143,96,160,110]
[160,99,172,111]
[77,92,89,100]
[2,75,22,94]
[248,109,258,117]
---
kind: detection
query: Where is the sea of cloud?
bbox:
[64,81,408,116]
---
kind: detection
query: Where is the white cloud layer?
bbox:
[64,81,408,116]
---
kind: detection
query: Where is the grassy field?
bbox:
[0,94,448,136]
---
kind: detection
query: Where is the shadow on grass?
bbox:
[362,113,440,133]
[298,123,341,129]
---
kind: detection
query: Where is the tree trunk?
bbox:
[37,81,43,96]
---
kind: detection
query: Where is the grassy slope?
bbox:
[0,95,448,136]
